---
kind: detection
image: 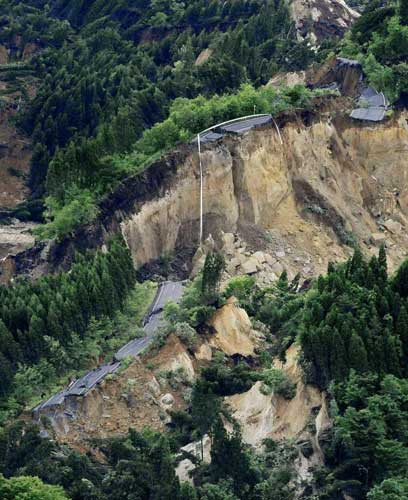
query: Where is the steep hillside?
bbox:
[0,47,36,210]
[5,98,407,283]
[291,0,359,43]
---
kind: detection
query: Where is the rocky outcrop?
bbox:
[227,344,331,491]
[291,0,359,43]
[226,345,329,447]
[209,298,257,357]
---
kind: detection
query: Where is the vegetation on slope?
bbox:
[341,0,408,101]
[1,0,318,234]
[0,237,138,422]
[1,249,408,499]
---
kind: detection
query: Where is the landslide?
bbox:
[0,41,37,211]
[6,97,408,284]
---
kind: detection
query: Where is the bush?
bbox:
[224,275,257,313]
[34,189,98,241]
[260,368,296,400]
[114,84,331,176]
[174,322,198,350]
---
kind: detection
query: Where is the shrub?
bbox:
[174,322,198,350]
[260,368,296,400]
[34,189,98,241]
[224,275,257,313]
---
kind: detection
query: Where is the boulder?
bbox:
[222,232,235,255]
[241,257,258,274]
[195,342,212,361]
[271,261,284,275]
[176,435,211,483]
[371,232,386,246]
[264,253,276,266]
[160,393,174,406]
[384,219,402,234]
[148,377,161,398]
[253,251,267,265]
[209,301,255,356]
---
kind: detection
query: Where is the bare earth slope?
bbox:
[3,98,408,283]
[290,0,359,43]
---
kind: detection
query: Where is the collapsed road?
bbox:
[33,280,185,415]
[197,114,273,144]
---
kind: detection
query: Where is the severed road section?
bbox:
[33,281,185,414]
[198,114,272,144]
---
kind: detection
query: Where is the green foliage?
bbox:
[118,83,325,173]
[0,474,69,500]
[5,0,316,227]
[321,372,408,498]
[252,274,305,354]
[164,275,219,329]
[342,1,408,101]
[202,252,225,302]
[174,322,198,350]
[368,477,408,500]
[198,480,239,500]
[34,189,98,240]
[199,354,256,397]
[0,237,136,417]
[299,248,406,388]
[224,275,258,314]
[260,368,296,400]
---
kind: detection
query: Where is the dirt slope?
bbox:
[0,43,37,210]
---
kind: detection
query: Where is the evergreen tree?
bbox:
[400,0,408,25]
[348,331,369,373]
[396,304,408,367]
[201,252,225,301]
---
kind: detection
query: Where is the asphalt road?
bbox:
[115,281,185,360]
[33,281,185,413]
[218,115,272,134]
[197,115,272,144]
[66,362,121,396]
[148,281,185,316]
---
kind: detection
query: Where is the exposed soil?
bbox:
[0,46,37,210]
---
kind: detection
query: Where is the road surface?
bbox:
[115,281,185,360]
[198,115,272,144]
[33,281,185,413]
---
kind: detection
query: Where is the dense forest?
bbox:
[0,237,136,422]
[342,0,408,102]
[1,0,315,233]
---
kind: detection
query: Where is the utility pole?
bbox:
[196,113,281,244]
[197,133,203,244]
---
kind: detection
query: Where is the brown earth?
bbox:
[5,98,408,285]
[37,334,196,449]
[0,43,37,210]
[291,0,359,43]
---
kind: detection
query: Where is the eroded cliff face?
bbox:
[4,103,408,284]
[121,110,408,281]
[0,42,38,211]
[290,0,359,43]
